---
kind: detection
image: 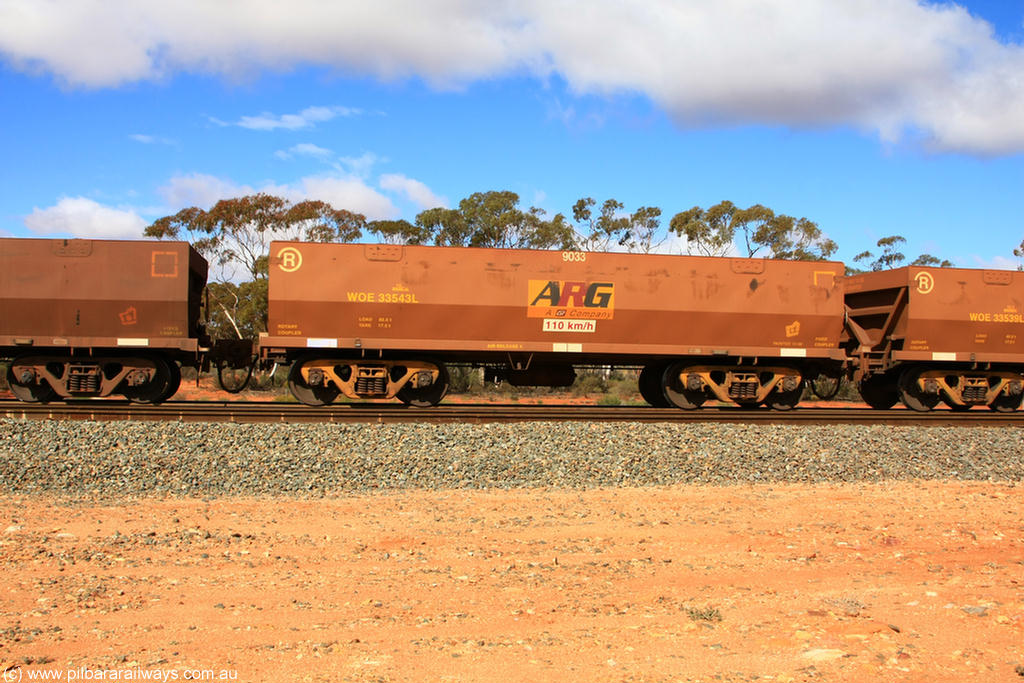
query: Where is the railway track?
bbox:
[3,399,1024,426]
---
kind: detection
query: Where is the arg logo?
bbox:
[527,280,615,319]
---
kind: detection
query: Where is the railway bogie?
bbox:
[286,356,449,406]
[660,362,806,409]
[894,365,1024,412]
[7,353,181,403]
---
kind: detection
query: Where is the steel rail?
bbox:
[3,399,1024,426]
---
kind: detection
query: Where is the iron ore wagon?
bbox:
[260,242,848,408]
[0,238,209,403]
[845,266,1024,412]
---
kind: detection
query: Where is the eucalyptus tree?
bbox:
[669,200,837,260]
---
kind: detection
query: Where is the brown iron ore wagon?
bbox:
[845,266,1024,412]
[261,242,847,408]
[0,238,210,403]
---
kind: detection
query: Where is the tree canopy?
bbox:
[145,194,366,338]
[852,235,953,272]
[571,198,663,254]
[415,191,575,250]
[145,194,365,281]
[367,219,432,245]
[669,200,837,261]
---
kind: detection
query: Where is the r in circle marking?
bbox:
[278,247,303,272]
[914,271,934,295]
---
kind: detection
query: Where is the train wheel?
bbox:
[990,392,1023,413]
[158,361,182,403]
[638,364,670,407]
[898,368,940,412]
[767,380,804,410]
[857,375,899,410]
[397,364,450,407]
[6,362,56,403]
[661,363,706,410]
[123,357,174,404]
[217,361,254,394]
[287,360,340,406]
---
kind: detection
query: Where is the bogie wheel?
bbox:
[661,363,706,410]
[898,368,940,412]
[857,375,899,410]
[217,360,255,394]
[6,362,56,403]
[638,364,670,407]
[990,391,1023,413]
[397,364,450,407]
[123,357,174,404]
[158,361,182,403]
[288,360,340,406]
[767,380,804,410]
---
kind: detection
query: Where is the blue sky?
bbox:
[1,0,1022,269]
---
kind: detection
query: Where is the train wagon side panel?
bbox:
[264,242,845,360]
[846,266,1024,364]
[845,265,1024,411]
[0,238,207,352]
[902,267,1024,363]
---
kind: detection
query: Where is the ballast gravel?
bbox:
[1,419,1022,497]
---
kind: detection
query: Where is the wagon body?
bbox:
[845,266,1024,410]
[845,266,1024,365]
[1,238,209,403]
[264,242,845,362]
[0,238,207,353]
[264,242,845,408]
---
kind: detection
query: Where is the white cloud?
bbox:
[971,254,1019,270]
[24,197,147,239]
[233,105,359,131]
[158,173,255,209]
[275,143,334,160]
[292,176,399,219]
[153,167,446,219]
[130,133,175,145]
[336,152,382,178]
[658,229,690,257]
[3,1,1024,154]
[379,173,448,209]
[157,172,401,220]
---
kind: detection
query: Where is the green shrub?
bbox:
[572,372,607,396]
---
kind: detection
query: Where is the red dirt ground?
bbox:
[1,482,1022,682]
